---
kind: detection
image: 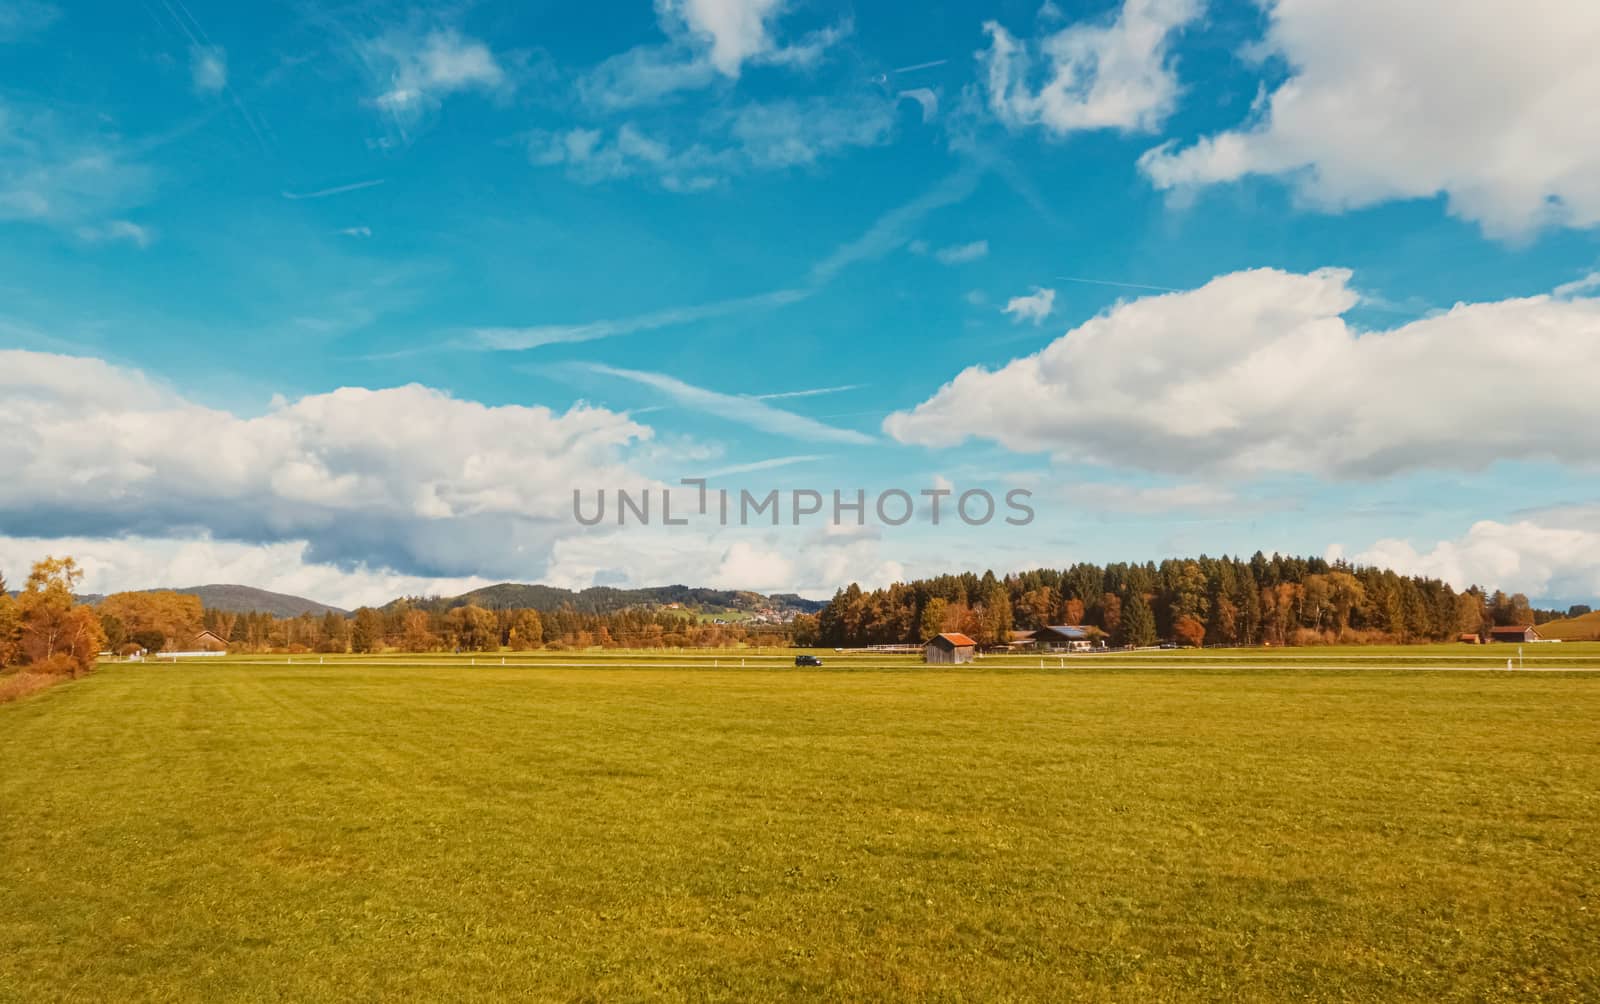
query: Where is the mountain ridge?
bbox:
[391,583,826,617]
[44,582,826,618]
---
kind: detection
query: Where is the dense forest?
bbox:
[202,552,1566,653]
[210,602,779,654]
[805,553,1565,650]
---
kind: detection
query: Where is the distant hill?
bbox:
[159,585,346,618]
[1536,611,1600,641]
[398,583,825,616]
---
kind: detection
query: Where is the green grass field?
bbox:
[3,656,1598,1001]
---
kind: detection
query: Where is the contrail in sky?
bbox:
[749,384,864,401]
[283,179,387,200]
[1055,275,1183,293]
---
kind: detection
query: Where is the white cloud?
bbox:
[360,26,508,142]
[578,45,718,110]
[1139,0,1600,239]
[190,44,227,94]
[934,239,988,265]
[528,94,895,190]
[0,99,154,227]
[1554,272,1600,298]
[580,0,847,108]
[545,525,903,598]
[583,363,875,445]
[0,351,919,601]
[669,0,784,75]
[1002,286,1055,324]
[75,219,152,248]
[724,96,894,169]
[897,88,938,123]
[885,267,1600,478]
[0,534,495,610]
[1350,521,1600,603]
[337,226,372,239]
[0,349,656,581]
[979,0,1202,136]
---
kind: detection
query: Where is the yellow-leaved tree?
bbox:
[16,557,105,678]
[0,569,19,667]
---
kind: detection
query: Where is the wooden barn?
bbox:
[1032,625,1094,652]
[924,632,977,665]
[1488,625,1542,643]
[1007,630,1038,650]
[193,629,229,652]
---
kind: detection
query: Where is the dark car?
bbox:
[794,655,823,667]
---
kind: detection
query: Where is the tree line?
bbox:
[802,553,1563,649]
[0,552,1577,690]
[205,601,783,654]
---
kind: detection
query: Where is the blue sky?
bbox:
[4,0,1600,607]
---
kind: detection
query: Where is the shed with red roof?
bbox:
[924,632,977,665]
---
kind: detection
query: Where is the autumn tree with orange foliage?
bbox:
[1173,615,1207,648]
[0,569,19,667]
[14,557,105,677]
[99,590,204,654]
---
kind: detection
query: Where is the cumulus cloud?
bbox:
[580,0,847,108]
[0,534,496,610]
[670,0,785,75]
[0,350,915,601]
[1139,0,1600,239]
[885,267,1600,478]
[0,522,907,608]
[979,0,1202,136]
[0,349,654,580]
[190,44,227,94]
[1350,521,1600,603]
[1002,286,1055,324]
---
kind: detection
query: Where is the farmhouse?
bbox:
[924,632,977,664]
[1032,625,1094,652]
[193,629,229,652]
[1458,632,1482,644]
[1488,625,1542,643]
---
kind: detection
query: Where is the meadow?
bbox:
[2,653,1598,1001]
